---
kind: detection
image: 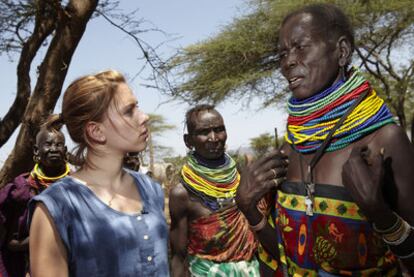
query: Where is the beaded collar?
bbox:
[29,163,70,192]
[180,152,239,211]
[285,68,395,153]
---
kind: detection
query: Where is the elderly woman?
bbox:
[0,122,70,277]
[170,104,262,276]
[236,3,414,276]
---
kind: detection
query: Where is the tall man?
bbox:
[170,105,275,276]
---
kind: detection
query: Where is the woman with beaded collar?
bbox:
[0,120,70,277]
[170,104,271,276]
[236,3,414,276]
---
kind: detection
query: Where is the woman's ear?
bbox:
[337,35,352,67]
[85,121,106,143]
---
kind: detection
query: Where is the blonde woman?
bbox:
[29,70,169,276]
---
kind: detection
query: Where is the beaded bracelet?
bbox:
[372,212,414,247]
[383,222,412,246]
[249,214,267,232]
[383,223,409,244]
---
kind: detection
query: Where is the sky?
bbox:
[0,0,287,165]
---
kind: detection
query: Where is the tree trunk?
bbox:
[0,0,98,187]
[0,1,56,147]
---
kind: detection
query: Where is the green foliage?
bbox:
[167,0,286,106]
[227,149,252,170]
[144,113,176,164]
[250,132,274,157]
[147,113,175,134]
[167,0,414,128]
[167,0,330,105]
[348,0,414,129]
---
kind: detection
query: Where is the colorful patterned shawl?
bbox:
[188,204,257,262]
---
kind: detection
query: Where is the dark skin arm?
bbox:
[8,236,29,252]
[342,124,414,271]
[236,148,288,260]
[0,224,6,247]
[169,184,190,277]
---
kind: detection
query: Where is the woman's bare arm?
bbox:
[342,125,414,272]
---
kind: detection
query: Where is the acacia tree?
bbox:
[166,0,414,132]
[0,0,166,187]
[352,1,414,132]
[146,113,175,173]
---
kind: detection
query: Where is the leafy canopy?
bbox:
[166,0,414,115]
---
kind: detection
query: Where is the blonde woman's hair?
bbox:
[46,70,127,167]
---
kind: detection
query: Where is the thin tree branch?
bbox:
[0,1,57,147]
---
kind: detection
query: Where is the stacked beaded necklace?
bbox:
[29,163,70,192]
[180,152,240,211]
[285,69,395,153]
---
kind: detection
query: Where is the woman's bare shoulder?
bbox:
[169,183,190,202]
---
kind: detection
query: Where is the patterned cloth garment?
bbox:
[188,255,260,277]
[0,173,33,277]
[260,182,400,276]
[0,164,69,277]
[28,172,169,277]
[187,204,260,276]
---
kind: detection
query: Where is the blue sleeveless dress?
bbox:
[28,171,169,277]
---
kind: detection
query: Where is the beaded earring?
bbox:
[33,155,40,163]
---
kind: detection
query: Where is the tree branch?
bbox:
[0,0,98,186]
[0,0,57,147]
[96,9,177,96]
